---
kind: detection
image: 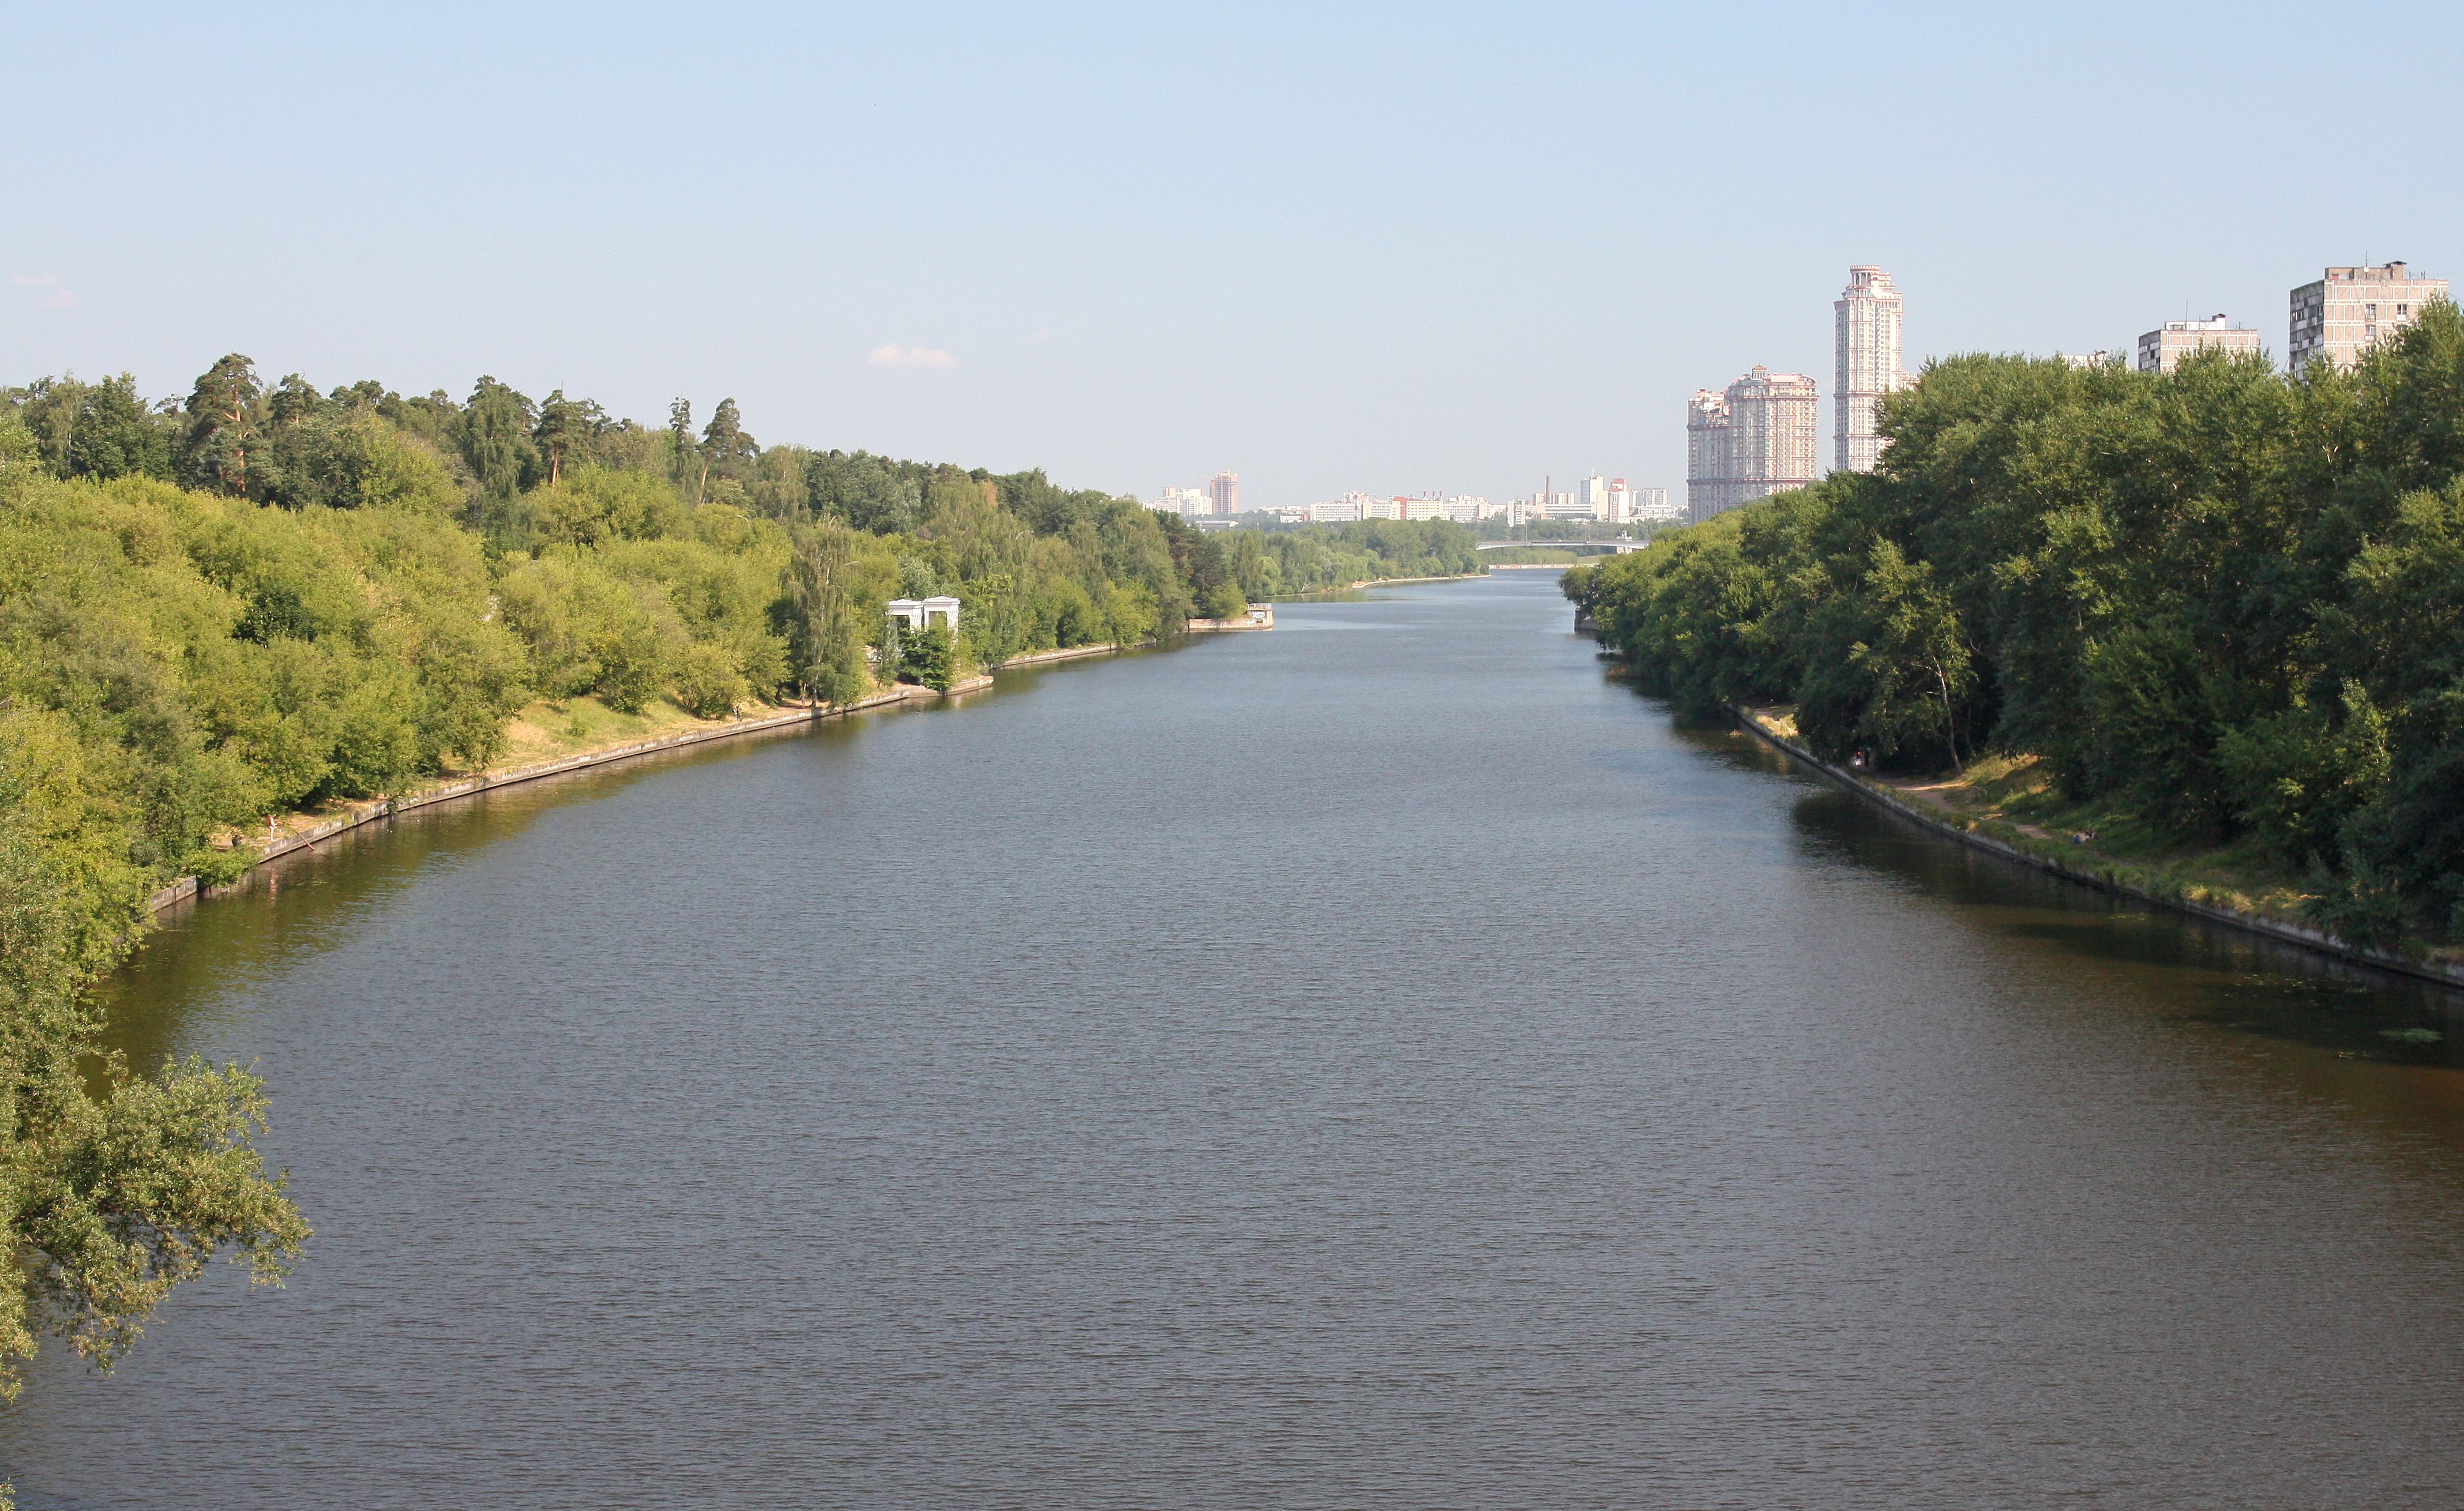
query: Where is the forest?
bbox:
[0,356,1479,1403]
[1564,300,2464,950]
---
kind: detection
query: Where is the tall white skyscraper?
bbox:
[1834,265,1908,473]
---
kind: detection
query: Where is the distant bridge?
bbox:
[1475,539,1647,554]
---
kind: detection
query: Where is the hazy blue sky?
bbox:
[7,2,2461,508]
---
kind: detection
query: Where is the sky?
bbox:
[6,2,2463,509]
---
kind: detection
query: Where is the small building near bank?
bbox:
[887,596,961,631]
[1188,603,1275,632]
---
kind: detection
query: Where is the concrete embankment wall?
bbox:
[993,642,1121,667]
[1730,706,2464,992]
[147,683,945,918]
[146,640,1159,918]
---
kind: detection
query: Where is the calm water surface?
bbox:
[13,573,2464,1508]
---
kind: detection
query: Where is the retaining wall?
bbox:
[144,683,933,917]
[993,642,1121,668]
[1730,705,2464,992]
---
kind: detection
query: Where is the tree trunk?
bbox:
[1931,656,1962,769]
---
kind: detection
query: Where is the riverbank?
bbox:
[992,641,1122,668]
[145,683,951,915]
[1359,571,1486,587]
[1730,702,2464,991]
[148,637,1183,917]
[1280,572,1489,597]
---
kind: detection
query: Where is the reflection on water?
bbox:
[16,575,2464,1510]
[1791,774,2464,1069]
[91,706,922,1080]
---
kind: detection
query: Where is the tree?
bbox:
[0,412,39,498]
[700,399,756,495]
[900,623,955,691]
[1846,539,1974,768]
[71,375,175,480]
[14,375,87,475]
[412,618,528,769]
[183,355,265,495]
[10,375,172,483]
[667,398,698,497]
[532,389,598,487]
[0,749,307,1401]
[784,523,877,705]
[456,378,538,499]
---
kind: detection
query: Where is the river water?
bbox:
[12,572,2464,1508]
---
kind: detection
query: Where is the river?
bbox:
[12,572,2464,1508]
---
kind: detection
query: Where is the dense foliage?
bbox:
[1216,519,1486,596]
[1565,301,2464,945]
[0,356,1481,1399]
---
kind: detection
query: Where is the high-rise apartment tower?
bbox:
[1687,391,1737,521]
[1688,367,1820,523]
[1207,471,1240,516]
[1834,266,1907,473]
[2289,263,2448,374]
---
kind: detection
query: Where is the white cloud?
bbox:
[11,273,74,308]
[869,343,958,370]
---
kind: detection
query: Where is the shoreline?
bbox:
[991,641,1122,668]
[1280,572,1489,597]
[142,650,1118,919]
[145,683,933,916]
[1354,571,1486,587]
[148,634,1211,919]
[1727,704,2464,993]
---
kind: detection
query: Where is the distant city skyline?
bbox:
[5,7,2460,511]
[1157,468,1677,523]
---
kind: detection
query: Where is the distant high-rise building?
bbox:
[1687,389,1737,522]
[1207,471,1241,516]
[1729,367,1820,500]
[2290,263,2448,374]
[1691,367,1819,522]
[1835,265,1909,473]
[1632,487,1680,523]
[1575,474,1610,520]
[1156,486,1208,517]
[2136,314,2261,373]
